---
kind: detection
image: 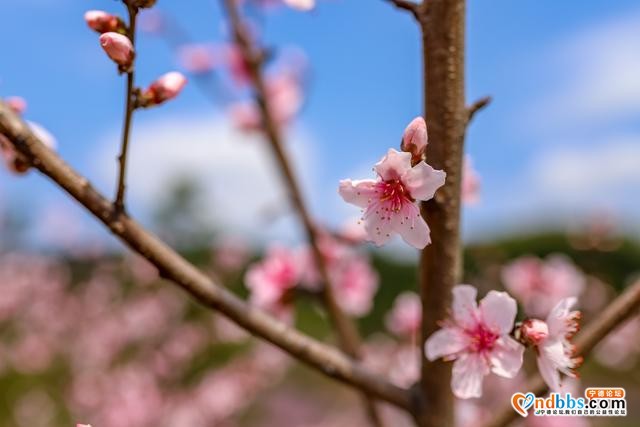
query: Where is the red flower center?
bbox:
[376,180,413,212]
[466,324,499,353]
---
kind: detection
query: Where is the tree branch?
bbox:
[220,1,384,425]
[115,2,139,211]
[482,279,640,427]
[414,1,467,426]
[466,96,492,125]
[0,100,412,413]
[385,0,420,18]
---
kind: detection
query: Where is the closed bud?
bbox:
[140,72,187,106]
[517,319,549,346]
[84,10,125,34]
[401,117,428,162]
[99,32,134,68]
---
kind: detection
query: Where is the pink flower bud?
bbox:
[401,117,428,161]
[6,96,27,114]
[99,32,134,67]
[84,10,124,33]
[142,72,187,106]
[519,318,549,346]
[283,0,315,10]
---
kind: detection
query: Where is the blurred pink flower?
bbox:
[283,0,315,10]
[386,291,421,338]
[84,10,124,34]
[339,148,446,249]
[245,245,300,318]
[462,156,481,205]
[77,424,93,427]
[594,314,640,370]
[6,96,27,114]
[330,255,379,316]
[400,117,428,162]
[520,298,582,392]
[425,285,524,398]
[99,32,134,67]
[177,43,218,74]
[142,72,187,106]
[502,254,586,318]
[213,237,251,272]
[230,72,303,132]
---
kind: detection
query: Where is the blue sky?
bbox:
[2,0,640,248]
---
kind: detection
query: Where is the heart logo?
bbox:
[511,392,535,417]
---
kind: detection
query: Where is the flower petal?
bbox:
[338,179,377,209]
[390,202,430,249]
[451,353,489,399]
[489,336,524,378]
[401,161,446,201]
[374,149,412,181]
[537,343,563,392]
[452,285,478,330]
[479,290,518,335]
[362,206,393,246]
[425,327,468,361]
[546,297,577,338]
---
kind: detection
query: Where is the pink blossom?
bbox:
[283,0,315,11]
[6,96,27,114]
[77,424,93,427]
[230,72,303,132]
[85,10,124,34]
[177,43,217,74]
[330,255,379,316]
[462,156,481,205]
[142,72,187,106]
[225,45,252,85]
[245,245,300,318]
[502,255,585,318]
[400,117,428,162]
[385,291,421,338]
[339,148,446,249]
[99,32,134,67]
[425,285,524,398]
[519,298,582,391]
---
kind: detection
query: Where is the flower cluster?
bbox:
[244,235,379,321]
[84,8,187,107]
[425,284,583,398]
[339,117,446,249]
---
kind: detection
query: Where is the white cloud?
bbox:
[91,113,318,243]
[528,10,640,130]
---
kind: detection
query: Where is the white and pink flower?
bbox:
[462,156,481,205]
[244,245,301,319]
[502,255,585,318]
[425,285,524,398]
[385,291,421,338]
[519,298,582,391]
[339,148,446,249]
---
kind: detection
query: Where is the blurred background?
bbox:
[0,0,638,426]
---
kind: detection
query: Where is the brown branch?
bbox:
[482,280,640,427]
[466,96,492,125]
[115,2,139,211]
[410,1,467,426]
[220,1,385,426]
[385,0,420,18]
[0,99,412,412]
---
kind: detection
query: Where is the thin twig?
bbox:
[115,2,139,212]
[482,280,640,427]
[220,1,384,425]
[0,99,412,412]
[466,96,492,125]
[385,0,420,18]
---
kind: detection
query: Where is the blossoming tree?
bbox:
[1,0,639,427]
